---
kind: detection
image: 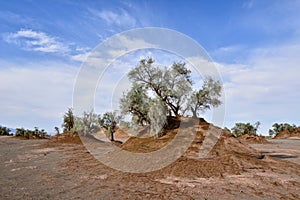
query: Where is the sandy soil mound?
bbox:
[275,128,300,138]
[48,132,82,145]
[46,117,299,180]
[238,134,270,144]
[120,117,269,178]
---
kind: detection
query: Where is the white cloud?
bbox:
[0,60,78,132]
[219,43,300,134]
[4,29,70,53]
[91,9,136,28]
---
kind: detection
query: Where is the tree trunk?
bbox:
[191,107,197,118]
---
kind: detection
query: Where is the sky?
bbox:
[0,0,300,135]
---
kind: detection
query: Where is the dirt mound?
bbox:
[46,117,298,180]
[275,128,300,138]
[238,134,270,144]
[120,117,268,178]
[48,132,82,145]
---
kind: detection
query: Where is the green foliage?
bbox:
[269,123,297,137]
[15,127,47,139]
[231,121,261,137]
[148,98,167,137]
[127,58,193,117]
[62,108,75,132]
[98,111,121,141]
[190,77,222,118]
[120,84,150,125]
[121,58,222,131]
[75,110,100,136]
[0,126,11,136]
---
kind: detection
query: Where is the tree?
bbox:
[0,126,11,136]
[119,58,223,136]
[231,121,261,137]
[98,111,121,141]
[269,123,296,137]
[75,110,100,136]
[15,128,26,137]
[127,58,193,117]
[189,77,222,118]
[54,127,60,135]
[63,108,75,132]
[119,83,151,126]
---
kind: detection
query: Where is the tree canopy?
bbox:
[120,58,222,134]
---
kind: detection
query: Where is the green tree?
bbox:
[269,123,296,137]
[127,58,193,117]
[189,77,222,118]
[98,111,121,141]
[54,127,60,135]
[120,84,151,125]
[75,110,100,136]
[0,126,11,136]
[15,128,25,137]
[63,108,75,132]
[231,121,261,137]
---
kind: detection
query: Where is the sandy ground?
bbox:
[250,138,300,165]
[0,136,299,200]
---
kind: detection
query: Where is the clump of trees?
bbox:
[269,123,298,137]
[62,108,120,142]
[64,58,222,139]
[119,58,222,136]
[15,127,48,139]
[0,126,12,136]
[230,121,261,137]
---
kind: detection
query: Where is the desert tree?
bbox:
[62,108,75,133]
[269,123,296,137]
[0,126,11,136]
[189,77,222,118]
[74,110,100,136]
[127,58,193,117]
[98,111,121,141]
[54,127,60,135]
[231,121,261,137]
[120,58,222,137]
[119,83,150,126]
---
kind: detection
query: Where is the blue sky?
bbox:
[1,0,300,135]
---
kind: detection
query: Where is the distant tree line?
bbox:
[15,127,48,139]
[268,123,299,137]
[0,126,12,136]
[225,122,299,138]
[226,121,261,137]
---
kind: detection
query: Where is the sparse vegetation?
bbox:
[98,111,121,141]
[269,123,298,137]
[0,126,12,136]
[62,108,75,133]
[230,121,261,137]
[15,127,48,139]
[74,110,100,136]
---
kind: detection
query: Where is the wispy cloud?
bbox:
[4,29,70,54]
[90,9,136,28]
[3,29,93,62]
